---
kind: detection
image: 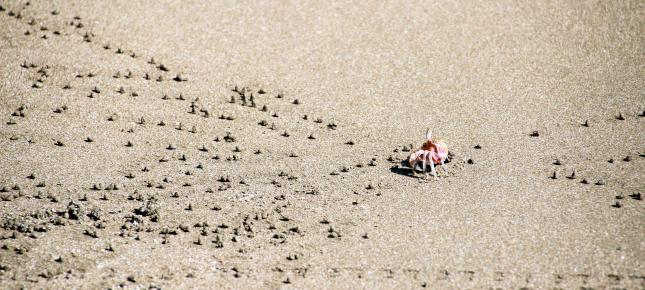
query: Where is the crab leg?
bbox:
[421,154,427,178]
[410,159,417,175]
[441,159,448,175]
[408,152,418,176]
[430,161,437,179]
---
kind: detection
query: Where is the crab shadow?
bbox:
[390,152,454,179]
[390,164,419,178]
[390,163,438,179]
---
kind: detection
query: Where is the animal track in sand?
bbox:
[542,109,643,208]
[1,2,642,288]
[228,85,340,141]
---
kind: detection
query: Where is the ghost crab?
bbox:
[408,129,449,179]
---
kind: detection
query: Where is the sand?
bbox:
[0,0,643,288]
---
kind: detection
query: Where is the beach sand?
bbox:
[0,0,643,288]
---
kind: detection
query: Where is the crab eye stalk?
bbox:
[426,128,433,140]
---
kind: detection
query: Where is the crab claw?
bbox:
[408,151,418,173]
[407,151,416,163]
[426,128,432,141]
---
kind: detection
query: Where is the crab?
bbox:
[408,129,449,179]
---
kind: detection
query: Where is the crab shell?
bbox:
[409,139,447,164]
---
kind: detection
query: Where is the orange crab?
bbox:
[408,129,449,178]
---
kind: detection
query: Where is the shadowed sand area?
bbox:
[0,0,643,288]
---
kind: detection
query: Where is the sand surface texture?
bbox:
[0,0,643,289]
